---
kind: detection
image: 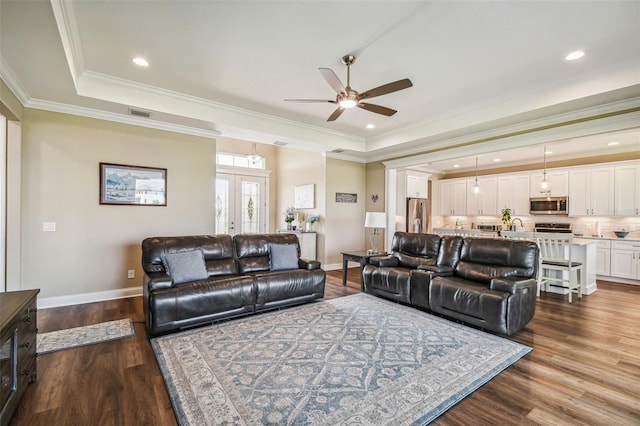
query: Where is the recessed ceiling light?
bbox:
[493,158,501,162]
[545,150,553,155]
[366,124,375,129]
[132,57,149,67]
[565,50,585,61]
[607,141,620,146]
[453,164,460,168]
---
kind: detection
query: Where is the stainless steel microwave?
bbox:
[529,197,568,215]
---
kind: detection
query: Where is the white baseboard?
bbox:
[322,263,343,271]
[38,287,142,309]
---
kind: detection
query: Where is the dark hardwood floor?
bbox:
[10,269,640,425]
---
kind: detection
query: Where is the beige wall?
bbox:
[365,161,387,250]
[324,158,366,266]
[0,79,23,120]
[21,109,216,300]
[276,147,326,262]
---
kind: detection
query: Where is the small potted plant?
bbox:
[306,214,320,231]
[284,206,297,230]
[501,207,512,231]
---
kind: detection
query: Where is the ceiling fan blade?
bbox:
[284,99,337,103]
[357,102,397,116]
[319,68,346,94]
[358,78,413,100]
[327,107,345,122]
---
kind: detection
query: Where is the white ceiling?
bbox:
[1,0,639,171]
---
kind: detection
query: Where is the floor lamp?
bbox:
[365,212,387,254]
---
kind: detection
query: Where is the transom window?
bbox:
[216,152,265,169]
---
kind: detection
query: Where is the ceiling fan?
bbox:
[285,54,413,122]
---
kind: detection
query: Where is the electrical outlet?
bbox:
[127,270,135,279]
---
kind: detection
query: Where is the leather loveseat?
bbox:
[363,232,538,335]
[142,233,325,336]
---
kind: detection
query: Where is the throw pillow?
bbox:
[269,243,299,271]
[162,249,209,284]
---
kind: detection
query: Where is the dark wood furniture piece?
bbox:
[341,250,387,289]
[0,289,39,426]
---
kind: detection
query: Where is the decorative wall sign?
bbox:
[294,184,315,209]
[336,192,357,203]
[371,194,379,203]
[100,163,167,206]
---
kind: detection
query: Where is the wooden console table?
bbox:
[0,289,39,425]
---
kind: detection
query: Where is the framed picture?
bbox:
[100,163,167,206]
[336,192,358,203]
[294,184,315,209]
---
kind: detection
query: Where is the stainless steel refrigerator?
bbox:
[406,198,430,233]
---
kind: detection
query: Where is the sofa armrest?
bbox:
[369,255,398,267]
[490,277,537,294]
[418,265,454,275]
[299,259,321,270]
[145,272,174,292]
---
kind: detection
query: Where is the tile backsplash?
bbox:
[436,215,640,238]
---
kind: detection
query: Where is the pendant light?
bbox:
[246,143,264,165]
[472,157,480,196]
[538,145,551,195]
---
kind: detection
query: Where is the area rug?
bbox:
[152,294,531,425]
[37,318,135,354]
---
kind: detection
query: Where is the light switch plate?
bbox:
[43,222,56,232]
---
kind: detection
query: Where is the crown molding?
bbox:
[323,151,367,163]
[0,57,29,105]
[50,0,84,88]
[26,98,221,139]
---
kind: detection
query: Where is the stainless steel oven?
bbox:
[529,197,568,215]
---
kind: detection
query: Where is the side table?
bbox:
[341,250,388,289]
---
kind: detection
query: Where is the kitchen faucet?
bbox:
[511,218,523,231]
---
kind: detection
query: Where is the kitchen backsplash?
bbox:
[434,215,640,238]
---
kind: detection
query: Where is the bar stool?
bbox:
[534,233,583,303]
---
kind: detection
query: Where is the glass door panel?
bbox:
[216,173,266,235]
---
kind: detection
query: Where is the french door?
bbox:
[215,173,267,235]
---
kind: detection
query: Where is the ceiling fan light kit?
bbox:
[285,54,413,122]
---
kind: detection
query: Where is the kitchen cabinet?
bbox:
[497,173,530,216]
[405,172,429,199]
[466,177,497,215]
[530,170,568,197]
[569,166,614,216]
[614,162,640,216]
[439,179,467,216]
[610,240,640,280]
[594,239,611,276]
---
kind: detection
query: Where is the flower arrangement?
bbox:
[307,214,320,224]
[284,206,297,223]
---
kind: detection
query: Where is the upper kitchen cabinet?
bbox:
[497,173,530,216]
[569,165,615,216]
[405,171,429,199]
[530,170,568,197]
[614,162,640,216]
[439,179,467,216]
[466,177,497,215]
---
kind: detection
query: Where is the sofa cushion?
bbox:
[269,243,299,271]
[162,249,209,284]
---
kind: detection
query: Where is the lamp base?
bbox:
[368,229,381,254]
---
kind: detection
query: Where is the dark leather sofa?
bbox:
[363,232,538,335]
[142,233,325,336]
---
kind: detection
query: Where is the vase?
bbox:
[286,223,292,230]
[306,222,312,232]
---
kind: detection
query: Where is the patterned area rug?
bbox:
[152,294,531,425]
[37,318,135,354]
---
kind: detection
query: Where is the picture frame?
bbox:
[336,192,358,203]
[294,184,315,209]
[100,162,167,206]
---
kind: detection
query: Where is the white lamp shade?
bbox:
[365,212,387,228]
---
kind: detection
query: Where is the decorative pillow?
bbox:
[162,249,208,284]
[269,243,299,271]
